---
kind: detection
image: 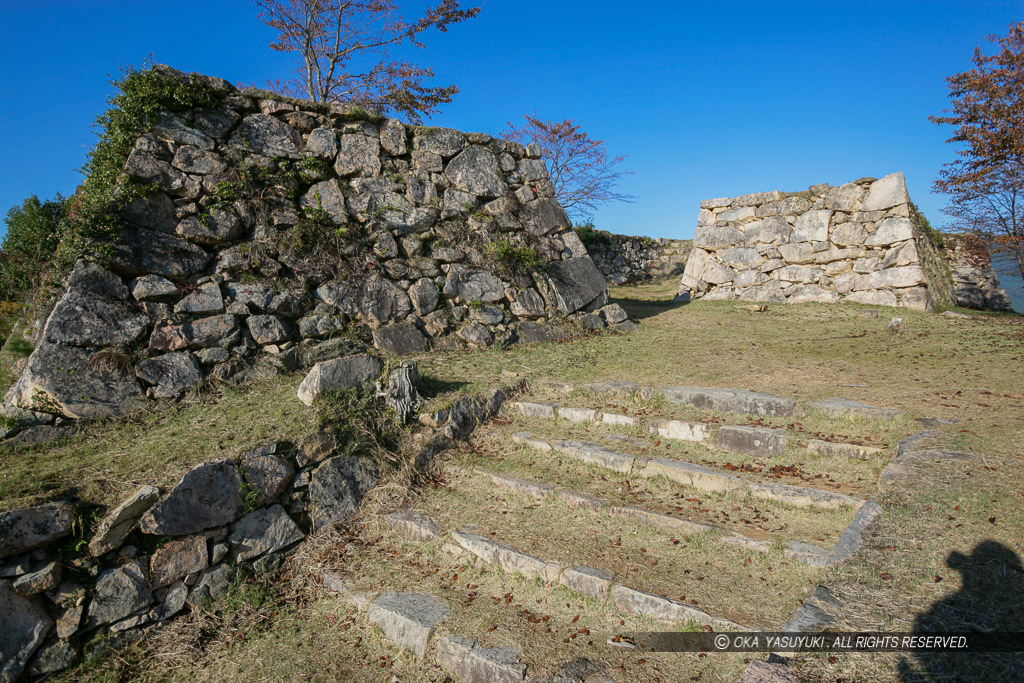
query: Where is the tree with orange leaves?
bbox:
[931,22,1024,278]
[253,0,479,123]
[503,115,634,220]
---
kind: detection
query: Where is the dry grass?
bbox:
[413,463,821,630]
[37,280,1024,682]
[458,432,855,546]
[0,375,318,512]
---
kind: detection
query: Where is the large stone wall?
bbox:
[587,232,691,285]
[676,173,940,310]
[2,66,625,425]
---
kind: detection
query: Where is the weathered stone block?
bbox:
[228,505,304,562]
[297,354,384,405]
[717,425,789,457]
[368,592,450,659]
[559,565,613,599]
[0,502,74,559]
[661,386,796,416]
[139,459,246,535]
[436,636,527,683]
[384,509,441,543]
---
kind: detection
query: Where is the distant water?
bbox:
[991,252,1024,314]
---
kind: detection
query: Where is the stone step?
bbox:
[445,528,747,631]
[514,400,883,461]
[747,482,864,510]
[648,418,712,443]
[469,466,834,565]
[549,439,636,474]
[661,387,797,417]
[808,398,903,421]
[436,635,528,683]
[639,458,744,492]
[366,591,451,659]
[514,433,864,511]
[717,425,789,457]
[806,438,885,460]
[325,570,529,681]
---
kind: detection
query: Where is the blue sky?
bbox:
[1,0,1020,240]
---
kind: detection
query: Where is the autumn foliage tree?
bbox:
[503,115,634,220]
[253,0,480,123]
[931,21,1024,278]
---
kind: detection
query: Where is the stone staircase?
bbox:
[323,381,908,682]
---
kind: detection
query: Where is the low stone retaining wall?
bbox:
[586,231,691,285]
[0,366,523,681]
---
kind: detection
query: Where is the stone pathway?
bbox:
[334,381,909,681]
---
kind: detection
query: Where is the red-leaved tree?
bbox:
[254,0,479,123]
[931,21,1024,278]
[503,115,634,220]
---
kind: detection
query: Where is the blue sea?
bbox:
[991,252,1024,314]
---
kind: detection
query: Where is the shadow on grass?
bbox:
[898,540,1024,681]
[420,376,471,397]
[609,296,687,321]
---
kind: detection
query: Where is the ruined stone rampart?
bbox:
[587,232,691,285]
[676,173,942,310]
[2,66,625,424]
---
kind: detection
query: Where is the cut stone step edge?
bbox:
[323,572,529,680]
[508,402,886,459]
[444,527,749,632]
[512,432,867,512]
[470,465,836,566]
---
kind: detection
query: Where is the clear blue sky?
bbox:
[1,0,1020,240]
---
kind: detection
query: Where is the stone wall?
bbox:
[0,365,521,681]
[944,235,1013,311]
[676,173,942,310]
[587,232,692,285]
[1,65,625,425]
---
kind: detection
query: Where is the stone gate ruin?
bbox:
[676,173,952,310]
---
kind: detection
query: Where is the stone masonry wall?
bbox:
[2,66,625,425]
[676,173,939,310]
[944,235,1013,311]
[0,367,522,681]
[587,232,692,285]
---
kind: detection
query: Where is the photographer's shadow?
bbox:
[898,540,1024,681]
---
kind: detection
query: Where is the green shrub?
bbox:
[910,203,945,249]
[574,221,608,249]
[485,239,543,273]
[1,194,65,301]
[59,64,217,269]
[6,337,33,358]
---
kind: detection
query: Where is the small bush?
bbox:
[486,239,543,274]
[1,195,65,301]
[574,221,609,249]
[910,203,945,249]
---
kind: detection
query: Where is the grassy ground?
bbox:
[20,279,1024,681]
[0,375,318,512]
[459,425,857,546]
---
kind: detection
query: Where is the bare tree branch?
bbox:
[253,0,479,123]
[503,114,634,221]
